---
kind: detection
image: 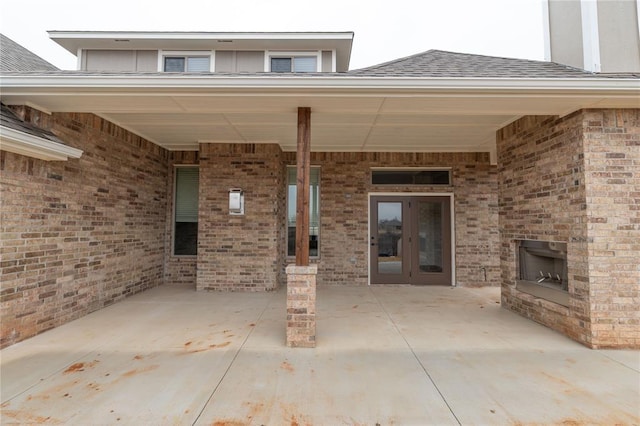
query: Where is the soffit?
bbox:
[1,78,638,154]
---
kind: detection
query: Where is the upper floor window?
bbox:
[269,54,318,73]
[163,55,211,72]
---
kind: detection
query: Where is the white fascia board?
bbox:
[0,126,83,161]
[48,31,355,41]
[1,75,638,93]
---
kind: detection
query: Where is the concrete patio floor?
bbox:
[1,285,639,425]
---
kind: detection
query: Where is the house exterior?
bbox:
[1,1,639,349]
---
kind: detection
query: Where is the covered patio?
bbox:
[2,284,638,425]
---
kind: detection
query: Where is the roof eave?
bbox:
[1,74,638,93]
[0,125,83,161]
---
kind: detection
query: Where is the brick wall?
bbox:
[197,143,285,291]
[582,110,640,348]
[497,113,590,345]
[282,151,500,287]
[1,107,169,348]
[497,109,640,348]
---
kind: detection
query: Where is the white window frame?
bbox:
[331,49,337,73]
[265,51,322,72]
[158,50,215,72]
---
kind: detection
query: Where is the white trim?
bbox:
[157,49,164,72]
[1,74,638,94]
[542,0,552,62]
[210,50,216,73]
[637,0,640,43]
[331,49,337,73]
[581,0,601,72]
[489,145,498,166]
[367,192,456,287]
[76,48,83,71]
[49,31,355,41]
[0,126,83,161]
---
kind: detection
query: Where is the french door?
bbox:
[370,195,452,285]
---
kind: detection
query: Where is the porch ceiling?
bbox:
[2,76,638,156]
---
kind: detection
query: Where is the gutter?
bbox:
[0,74,638,94]
[0,125,83,161]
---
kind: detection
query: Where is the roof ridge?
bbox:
[349,49,440,73]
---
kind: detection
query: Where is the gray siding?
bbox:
[215,51,264,72]
[236,51,264,72]
[84,50,159,72]
[322,51,333,72]
[597,0,640,73]
[136,51,159,72]
[85,50,136,72]
[548,0,584,69]
[215,51,234,72]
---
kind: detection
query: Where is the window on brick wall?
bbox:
[174,166,199,255]
[287,166,320,257]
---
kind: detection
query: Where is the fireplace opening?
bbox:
[516,240,569,306]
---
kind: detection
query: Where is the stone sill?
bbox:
[516,280,570,308]
[286,265,318,275]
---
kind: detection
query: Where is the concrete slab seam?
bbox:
[190,292,276,425]
[368,286,463,426]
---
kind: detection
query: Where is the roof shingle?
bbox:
[1,103,66,145]
[348,49,636,78]
[1,33,59,72]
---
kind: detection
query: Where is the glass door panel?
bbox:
[377,202,403,275]
[417,201,443,273]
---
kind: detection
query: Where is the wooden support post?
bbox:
[287,107,316,348]
[295,107,311,266]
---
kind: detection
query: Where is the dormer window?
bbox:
[267,51,321,73]
[161,51,212,72]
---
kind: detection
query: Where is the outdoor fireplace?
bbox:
[516,240,569,306]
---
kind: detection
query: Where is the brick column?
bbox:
[286,265,317,348]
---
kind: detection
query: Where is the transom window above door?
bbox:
[371,169,452,185]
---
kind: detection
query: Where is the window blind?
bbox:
[187,57,210,72]
[175,167,199,222]
[293,57,317,72]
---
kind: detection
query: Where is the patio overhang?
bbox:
[1,74,638,164]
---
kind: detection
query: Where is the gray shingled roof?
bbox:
[1,34,59,72]
[348,49,633,78]
[1,103,66,144]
